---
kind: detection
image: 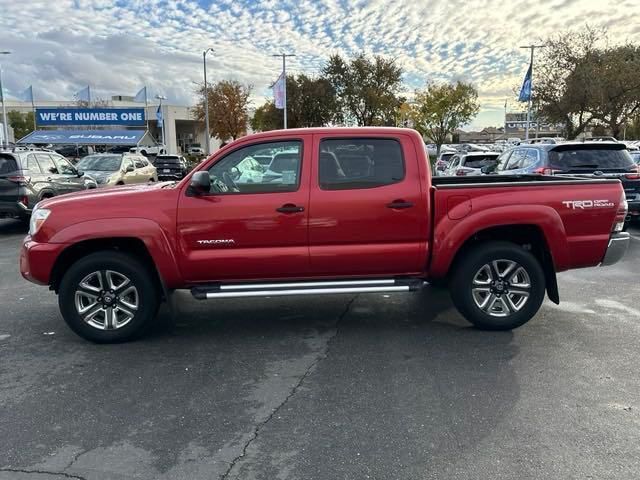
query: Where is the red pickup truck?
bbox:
[20,128,630,343]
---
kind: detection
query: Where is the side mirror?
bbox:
[189,171,210,195]
[125,165,134,173]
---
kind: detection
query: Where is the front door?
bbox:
[51,154,85,193]
[177,137,311,282]
[308,134,428,276]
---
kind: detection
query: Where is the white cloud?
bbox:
[0,0,637,127]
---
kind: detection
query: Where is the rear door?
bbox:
[34,153,63,195]
[308,134,427,276]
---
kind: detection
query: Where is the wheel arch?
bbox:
[446,224,559,304]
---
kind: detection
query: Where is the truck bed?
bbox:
[432,174,621,188]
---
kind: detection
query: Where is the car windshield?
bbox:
[155,156,181,164]
[548,147,634,170]
[76,155,122,171]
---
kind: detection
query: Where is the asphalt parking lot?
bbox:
[1,219,639,480]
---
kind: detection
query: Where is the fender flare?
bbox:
[49,218,182,287]
[429,204,569,279]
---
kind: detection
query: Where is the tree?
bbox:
[536,28,602,139]
[410,81,480,155]
[251,74,339,132]
[323,53,404,126]
[588,44,640,138]
[7,111,35,140]
[194,80,252,141]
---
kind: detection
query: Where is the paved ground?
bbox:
[0,218,639,480]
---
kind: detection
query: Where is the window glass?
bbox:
[25,154,42,173]
[495,151,512,171]
[522,149,540,169]
[134,157,145,168]
[35,154,57,174]
[318,138,404,190]
[122,158,134,170]
[52,155,76,175]
[548,147,634,170]
[462,155,499,169]
[77,155,122,172]
[0,155,18,174]
[505,149,527,170]
[207,141,301,194]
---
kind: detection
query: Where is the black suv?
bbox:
[0,150,96,221]
[488,142,640,223]
[153,155,188,181]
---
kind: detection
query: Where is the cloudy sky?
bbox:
[1,0,639,128]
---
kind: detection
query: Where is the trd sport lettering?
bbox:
[562,199,615,209]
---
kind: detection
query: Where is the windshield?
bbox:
[548,147,634,170]
[76,155,122,171]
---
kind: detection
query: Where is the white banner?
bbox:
[273,73,285,109]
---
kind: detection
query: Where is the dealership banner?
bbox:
[18,129,146,145]
[36,108,146,126]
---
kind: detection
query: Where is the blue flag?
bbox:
[518,63,532,102]
[156,105,163,125]
[75,85,91,102]
[21,85,34,103]
[134,86,147,103]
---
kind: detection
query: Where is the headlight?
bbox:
[29,208,51,236]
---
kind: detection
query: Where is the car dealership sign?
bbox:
[36,108,146,126]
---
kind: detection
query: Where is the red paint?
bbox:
[20,127,624,290]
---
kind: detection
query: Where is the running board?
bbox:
[191,278,425,300]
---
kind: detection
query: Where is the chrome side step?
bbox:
[191,278,425,300]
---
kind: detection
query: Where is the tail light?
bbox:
[625,164,640,180]
[7,175,31,185]
[20,196,29,207]
[612,192,628,233]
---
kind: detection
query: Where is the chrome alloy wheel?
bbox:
[471,259,531,317]
[74,270,139,330]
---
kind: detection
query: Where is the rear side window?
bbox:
[25,155,42,173]
[505,149,527,170]
[319,138,404,190]
[35,154,57,174]
[0,155,18,174]
[549,146,635,170]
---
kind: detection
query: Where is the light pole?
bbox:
[203,48,214,155]
[519,44,545,142]
[0,51,11,147]
[272,53,295,129]
[155,94,167,147]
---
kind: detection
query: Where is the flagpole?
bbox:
[272,53,295,129]
[144,86,149,133]
[31,87,36,131]
[519,44,545,142]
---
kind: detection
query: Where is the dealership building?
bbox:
[3,95,214,154]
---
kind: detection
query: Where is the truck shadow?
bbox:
[0,218,28,235]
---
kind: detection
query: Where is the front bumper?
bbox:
[20,238,67,285]
[601,232,630,266]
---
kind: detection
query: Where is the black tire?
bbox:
[449,241,545,330]
[58,251,160,343]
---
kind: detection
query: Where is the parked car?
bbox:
[527,137,562,145]
[487,142,640,224]
[434,150,456,176]
[443,152,500,176]
[20,127,629,343]
[129,145,166,157]
[106,145,134,154]
[153,155,188,181]
[187,146,205,155]
[0,150,94,221]
[54,145,94,162]
[75,153,158,187]
[586,136,618,142]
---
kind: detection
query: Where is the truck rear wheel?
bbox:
[58,251,160,343]
[449,242,545,330]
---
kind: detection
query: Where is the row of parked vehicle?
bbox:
[0,149,191,222]
[433,140,640,225]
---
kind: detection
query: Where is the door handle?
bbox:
[386,200,414,209]
[276,204,305,213]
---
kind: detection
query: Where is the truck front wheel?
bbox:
[58,251,160,343]
[449,242,546,330]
